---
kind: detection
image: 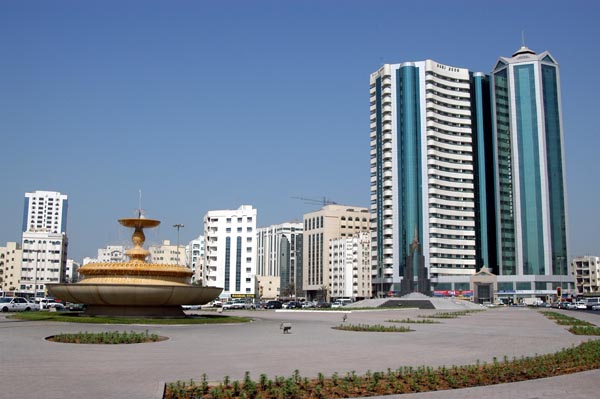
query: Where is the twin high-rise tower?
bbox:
[370,46,571,300]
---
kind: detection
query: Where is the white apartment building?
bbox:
[65,259,81,283]
[148,240,187,265]
[203,205,257,298]
[329,232,372,301]
[303,204,370,300]
[573,256,600,295]
[20,231,68,297]
[20,190,69,297]
[97,245,127,263]
[0,242,22,294]
[256,222,303,298]
[22,190,68,234]
[187,235,204,283]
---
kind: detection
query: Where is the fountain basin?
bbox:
[47,284,222,317]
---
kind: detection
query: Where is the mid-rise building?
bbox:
[203,205,257,299]
[303,204,370,300]
[0,242,22,294]
[20,231,68,297]
[97,245,126,263]
[329,232,372,301]
[572,256,600,295]
[257,222,303,299]
[20,190,69,297]
[65,259,81,283]
[187,235,204,283]
[491,46,571,301]
[148,240,187,265]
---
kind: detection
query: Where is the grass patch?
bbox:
[569,326,600,335]
[387,318,440,324]
[9,312,251,325]
[165,339,600,399]
[540,311,594,327]
[418,310,482,319]
[332,323,413,332]
[47,329,166,344]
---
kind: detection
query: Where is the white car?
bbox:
[0,297,40,312]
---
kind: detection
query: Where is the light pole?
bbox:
[173,224,184,265]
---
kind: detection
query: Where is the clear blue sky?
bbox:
[1,0,598,262]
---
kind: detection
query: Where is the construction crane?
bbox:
[291,196,337,206]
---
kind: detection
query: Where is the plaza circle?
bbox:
[1,307,599,399]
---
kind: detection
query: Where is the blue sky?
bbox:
[1,1,598,262]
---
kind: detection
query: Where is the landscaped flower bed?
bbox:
[418,310,482,319]
[332,323,413,332]
[47,330,167,344]
[387,318,440,324]
[164,339,600,399]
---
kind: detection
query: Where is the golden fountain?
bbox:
[47,214,222,317]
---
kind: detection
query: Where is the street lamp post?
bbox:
[173,224,184,265]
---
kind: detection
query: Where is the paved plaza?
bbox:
[1,307,599,399]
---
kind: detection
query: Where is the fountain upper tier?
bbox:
[77,216,193,283]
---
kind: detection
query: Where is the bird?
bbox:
[342,314,348,323]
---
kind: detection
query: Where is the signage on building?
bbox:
[433,290,473,297]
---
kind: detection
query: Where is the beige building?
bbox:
[0,242,22,294]
[148,240,187,266]
[256,275,279,300]
[303,204,370,300]
[573,256,600,294]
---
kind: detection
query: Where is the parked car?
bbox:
[265,300,282,309]
[182,304,201,310]
[45,302,66,311]
[285,301,302,309]
[315,302,332,309]
[67,303,86,311]
[0,297,39,312]
[223,299,255,310]
[591,304,600,311]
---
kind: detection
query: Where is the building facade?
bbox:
[20,190,69,297]
[65,259,81,283]
[256,222,303,299]
[148,240,187,265]
[370,61,479,296]
[572,256,600,295]
[0,242,22,294]
[203,205,257,299]
[97,245,127,263]
[491,46,571,300]
[187,235,204,284]
[329,232,372,301]
[303,204,370,300]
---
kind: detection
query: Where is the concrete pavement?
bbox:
[0,307,598,399]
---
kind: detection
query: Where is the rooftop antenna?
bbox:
[521,30,526,47]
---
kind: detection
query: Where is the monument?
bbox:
[47,213,222,317]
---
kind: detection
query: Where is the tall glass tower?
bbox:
[491,46,569,289]
[370,61,479,296]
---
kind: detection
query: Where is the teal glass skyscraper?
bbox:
[491,46,570,288]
